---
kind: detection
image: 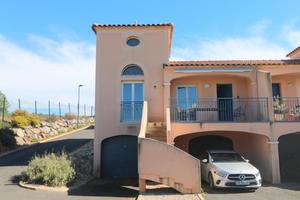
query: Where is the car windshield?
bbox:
[210,153,246,163]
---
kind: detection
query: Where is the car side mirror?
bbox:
[201,159,208,163]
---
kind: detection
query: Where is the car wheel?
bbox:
[208,173,215,189]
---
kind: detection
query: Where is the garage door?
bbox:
[101,135,138,179]
[279,133,300,182]
[189,135,233,158]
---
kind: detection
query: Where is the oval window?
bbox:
[127,37,140,47]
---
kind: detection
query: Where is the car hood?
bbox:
[213,162,259,174]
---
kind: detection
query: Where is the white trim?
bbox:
[176,85,198,99]
[174,68,253,73]
[267,140,279,144]
[176,85,198,111]
[121,82,144,122]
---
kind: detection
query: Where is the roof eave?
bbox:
[286,46,300,58]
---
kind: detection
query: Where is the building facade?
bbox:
[92,23,300,193]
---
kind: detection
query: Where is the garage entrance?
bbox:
[188,135,233,158]
[101,135,138,179]
[279,133,300,182]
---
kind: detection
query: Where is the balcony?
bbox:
[273,97,300,122]
[121,101,143,122]
[170,97,269,123]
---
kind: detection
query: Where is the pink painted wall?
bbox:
[93,26,172,175]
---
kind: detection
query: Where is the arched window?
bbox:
[122,65,144,76]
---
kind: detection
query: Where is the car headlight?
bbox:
[214,170,228,178]
[255,172,261,178]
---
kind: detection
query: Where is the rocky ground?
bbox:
[10,118,94,145]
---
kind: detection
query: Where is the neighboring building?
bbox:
[92,23,300,193]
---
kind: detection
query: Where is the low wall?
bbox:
[138,137,201,193]
[10,118,94,145]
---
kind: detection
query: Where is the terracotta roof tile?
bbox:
[92,23,173,32]
[287,45,300,57]
[164,60,300,67]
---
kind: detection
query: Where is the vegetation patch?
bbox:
[11,110,41,128]
[0,128,16,151]
[22,152,75,187]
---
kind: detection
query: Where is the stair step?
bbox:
[146,135,167,139]
[147,122,166,128]
[146,131,165,135]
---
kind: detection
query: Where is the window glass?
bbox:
[177,86,197,109]
[122,83,132,101]
[121,82,144,122]
[210,153,246,163]
[122,65,144,76]
[127,38,140,47]
[134,83,143,101]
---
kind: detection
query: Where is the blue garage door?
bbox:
[279,133,300,183]
[101,135,138,179]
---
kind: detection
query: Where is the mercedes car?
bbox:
[200,150,262,189]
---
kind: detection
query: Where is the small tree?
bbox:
[0,91,9,116]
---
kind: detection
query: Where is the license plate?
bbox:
[235,181,250,185]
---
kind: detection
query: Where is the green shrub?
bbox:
[64,113,76,120]
[0,128,16,147]
[31,137,39,143]
[11,115,29,128]
[11,110,41,128]
[28,114,41,127]
[11,109,27,117]
[0,121,11,129]
[22,152,75,187]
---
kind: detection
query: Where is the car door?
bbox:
[200,152,210,182]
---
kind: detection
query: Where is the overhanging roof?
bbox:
[164,60,300,67]
[174,68,253,73]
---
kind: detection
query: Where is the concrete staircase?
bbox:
[145,122,166,142]
[139,174,193,193]
[138,137,201,194]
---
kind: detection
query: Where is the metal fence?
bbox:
[120,101,143,122]
[273,97,300,122]
[0,97,94,122]
[170,97,269,122]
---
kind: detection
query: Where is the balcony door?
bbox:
[177,86,198,110]
[217,84,233,121]
[121,82,144,122]
[272,83,281,98]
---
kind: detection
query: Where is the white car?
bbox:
[200,150,262,189]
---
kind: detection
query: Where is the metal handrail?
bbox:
[170,97,269,122]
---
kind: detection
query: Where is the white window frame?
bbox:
[121,81,144,123]
[176,85,198,101]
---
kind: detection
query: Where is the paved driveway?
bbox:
[0,127,138,200]
[203,182,300,200]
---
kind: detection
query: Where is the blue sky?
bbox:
[0,0,300,110]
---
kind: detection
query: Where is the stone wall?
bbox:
[11,118,94,145]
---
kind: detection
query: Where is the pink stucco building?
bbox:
[92,23,300,193]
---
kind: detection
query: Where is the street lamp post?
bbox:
[77,84,83,128]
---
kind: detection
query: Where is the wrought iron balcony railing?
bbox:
[121,101,143,122]
[170,97,269,123]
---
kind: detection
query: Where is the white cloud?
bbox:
[171,20,300,61]
[248,19,271,35]
[171,36,288,60]
[0,34,95,110]
[281,25,300,46]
